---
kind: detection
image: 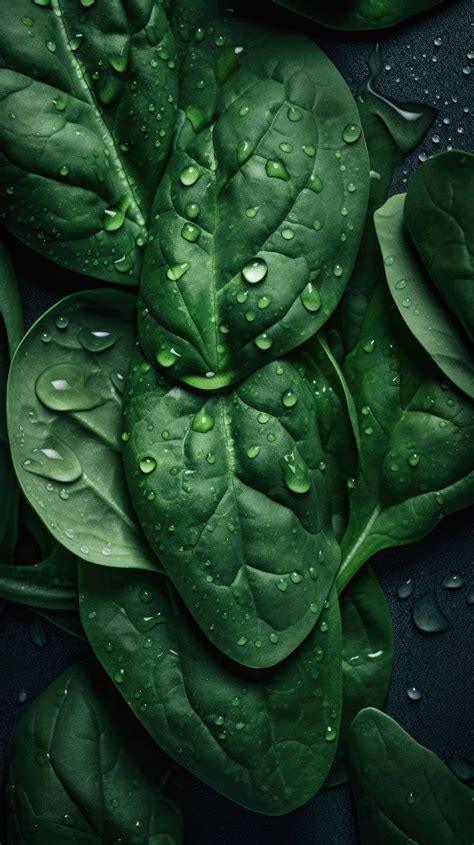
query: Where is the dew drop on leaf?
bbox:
[342,123,362,143]
[242,258,268,284]
[36,363,104,412]
[192,408,215,433]
[301,282,321,312]
[265,159,290,181]
[139,457,157,475]
[23,435,82,483]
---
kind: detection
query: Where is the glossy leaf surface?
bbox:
[405,151,474,342]
[80,564,342,816]
[337,283,474,592]
[6,661,184,844]
[274,0,446,30]
[326,565,393,787]
[7,290,158,571]
[375,193,474,399]
[138,21,369,388]
[0,0,178,284]
[123,352,340,667]
[349,708,474,844]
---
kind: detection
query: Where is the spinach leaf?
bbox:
[79,563,342,815]
[138,21,369,389]
[337,282,474,593]
[375,193,474,399]
[0,0,178,285]
[123,352,340,667]
[274,0,447,30]
[0,241,23,560]
[5,661,184,845]
[349,708,474,844]
[7,290,159,571]
[0,544,77,612]
[325,565,393,787]
[327,47,436,362]
[405,151,474,342]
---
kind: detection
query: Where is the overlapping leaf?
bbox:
[274,0,447,30]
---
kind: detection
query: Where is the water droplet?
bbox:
[342,123,361,143]
[282,451,311,494]
[287,107,302,122]
[395,278,408,290]
[279,142,293,153]
[257,295,271,309]
[442,574,464,590]
[192,408,215,433]
[363,339,375,353]
[407,792,416,805]
[237,139,255,165]
[156,347,179,368]
[302,145,316,157]
[185,202,200,219]
[281,390,297,408]
[181,222,200,242]
[69,33,84,52]
[139,457,157,474]
[246,446,260,459]
[46,40,57,53]
[325,726,337,742]
[23,434,83,483]
[103,197,131,232]
[180,165,201,186]
[18,689,28,704]
[114,669,125,685]
[269,632,279,644]
[239,105,250,117]
[397,579,414,599]
[166,262,190,281]
[407,452,420,467]
[55,315,69,330]
[281,227,294,240]
[79,328,116,353]
[407,685,422,701]
[301,282,321,312]
[412,593,451,633]
[333,264,343,278]
[245,206,258,218]
[113,254,134,275]
[255,333,272,350]
[242,258,268,284]
[276,578,288,592]
[36,363,104,413]
[265,159,290,181]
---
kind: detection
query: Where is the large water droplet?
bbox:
[412,593,451,633]
[23,435,82,483]
[242,258,268,284]
[185,202,200,220]
[342,123,361,143]
[265,159,290,181]
[167,262,190,281]
[282,451,311,494]
[237,140,255,165]
[36,363,103,411]
[180,165,201,186]
[192,408,215,433]
[103,196,130,232]
[287,106,303,122]
[181,223,200,242]
[281,390,298,408]
[301,282,321,312]
[79,328,116,352]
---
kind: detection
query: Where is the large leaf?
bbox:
[375,193,474,399]
[326,565,393,787]
[404,151,474,342]
[274,0,447,30]
[0,241,23,559]
[5,661,184,845]
[7,290,158,571]
[79,564,342,816]
[327,46,436,362]
[0,0,178,285]
[349,708,474,844]
[123,352,340,667]
[336,282,474,592]
[138,21,369,389]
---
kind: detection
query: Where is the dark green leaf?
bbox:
[0,544,77,611]
[375,193,474,399]
[0,0,178,285]
[328,47,436,362]
[6,661,184,845]
[274,0,446,30]
[349,708,474,844]
[405,150,474,342]
[79,564,342,815]
[337,282,474,592]
[325,565,393,787]
[7,290,158,571]
[138,21,369,389]
[123,352,340,667]
[0,240,23,560]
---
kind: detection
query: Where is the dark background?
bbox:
[0,0,472,841]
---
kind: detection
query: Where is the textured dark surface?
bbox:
[0,0,472,841]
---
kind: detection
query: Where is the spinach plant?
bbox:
[0,0,472,837]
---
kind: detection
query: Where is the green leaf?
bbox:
[404,150,474,342]
[6,661,184,844]
[327,46,436,362]
[0,544,77,611]
[0,240,24,561]
[336,281,474,593]
[274,0,447,30]
[375,193,474,400]
[0,0,178,285]
[349,708,474,844]
[7,290,159,571]
[325,565,393,787]
[138,21,369,389]
[123,352,340,667]
[79,564,342,816]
